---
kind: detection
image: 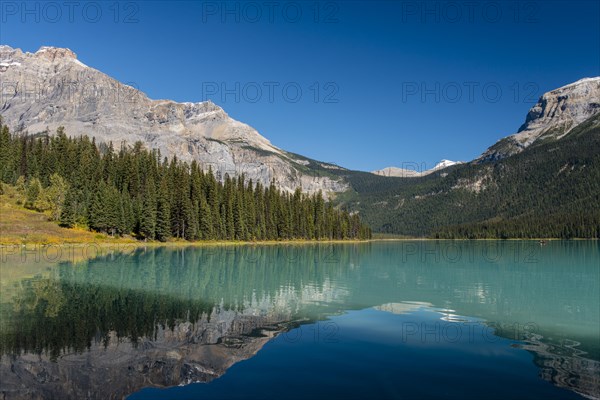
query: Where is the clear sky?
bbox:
[1,1,599,171]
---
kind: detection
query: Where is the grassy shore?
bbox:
[0,189,138,245]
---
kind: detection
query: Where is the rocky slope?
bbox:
[479,77,600,161]
[0,45,347,196]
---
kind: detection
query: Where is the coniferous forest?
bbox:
[0,120,372,241]
[335,113,600,239]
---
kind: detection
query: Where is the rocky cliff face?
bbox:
[0,45,348,196]
[479,77,600,161]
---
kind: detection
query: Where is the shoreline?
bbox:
[1,238,596,268]
[1,237,597,248]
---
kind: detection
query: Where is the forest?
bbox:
[0,120,371,241]
[336,114,600,239]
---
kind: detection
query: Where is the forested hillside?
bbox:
[0,119,371,241]
[335,113,600,238]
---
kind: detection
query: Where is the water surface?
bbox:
[0,241,598,399]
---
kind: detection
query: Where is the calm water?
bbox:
[0,241,598,399]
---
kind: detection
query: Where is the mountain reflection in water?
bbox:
[0,242,598,399]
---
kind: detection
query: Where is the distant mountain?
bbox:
[0,45,347,196]
[337,78,600,237]
[372,160,463,178]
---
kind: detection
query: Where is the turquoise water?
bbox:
[0,241,598,399]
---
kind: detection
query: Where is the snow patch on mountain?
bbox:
[372,160,463,178]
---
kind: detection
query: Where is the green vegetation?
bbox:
[0,185,131,244]
[335,114,600,239]
[0,119,371,242]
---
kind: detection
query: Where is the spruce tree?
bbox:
[155,178,171,242]
[198,196,213,240]
[139,183,157,239]
[88,181,107,233]
[59,187,77,228]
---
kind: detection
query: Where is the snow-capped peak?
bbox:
[433,159,462,170]
[372,159,462,178]
[556,77,600,91]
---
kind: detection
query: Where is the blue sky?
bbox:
[1,1,599,171]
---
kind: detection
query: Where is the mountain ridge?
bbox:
[479,76,600,161]
[1,45,599,238]
[0,45,348,197]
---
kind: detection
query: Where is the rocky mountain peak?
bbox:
[479,77,600,161]
[517,77,600,135]
[35,46,78,60]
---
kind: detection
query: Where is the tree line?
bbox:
[0,120,371,241]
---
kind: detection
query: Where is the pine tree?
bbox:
[155,178,171,242]
[234,191,247,240]
[59,187,77,228]
[139,183,157,239]
[183,197,197,240]
[119,189,134,235]
[0,123,13,183]
[103,184,122,236]
[88,181,107,232]
[198,196,213,240]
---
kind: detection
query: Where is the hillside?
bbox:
[337,113,600,238]
[0,186,124,244]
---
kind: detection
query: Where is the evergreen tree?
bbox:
[59,187,77,228]
[119,189,134,235]
[155,178,171,241]
[88,181,107,232]
[139,183,157,239]
[198,196,213,240]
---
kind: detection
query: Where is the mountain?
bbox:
[372,160,463,178]
[0,45,347,196]
[479,77,600,161]
[338,79,600,237]
[1,45,598,237]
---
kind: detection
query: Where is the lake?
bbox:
[0,241,598,399]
